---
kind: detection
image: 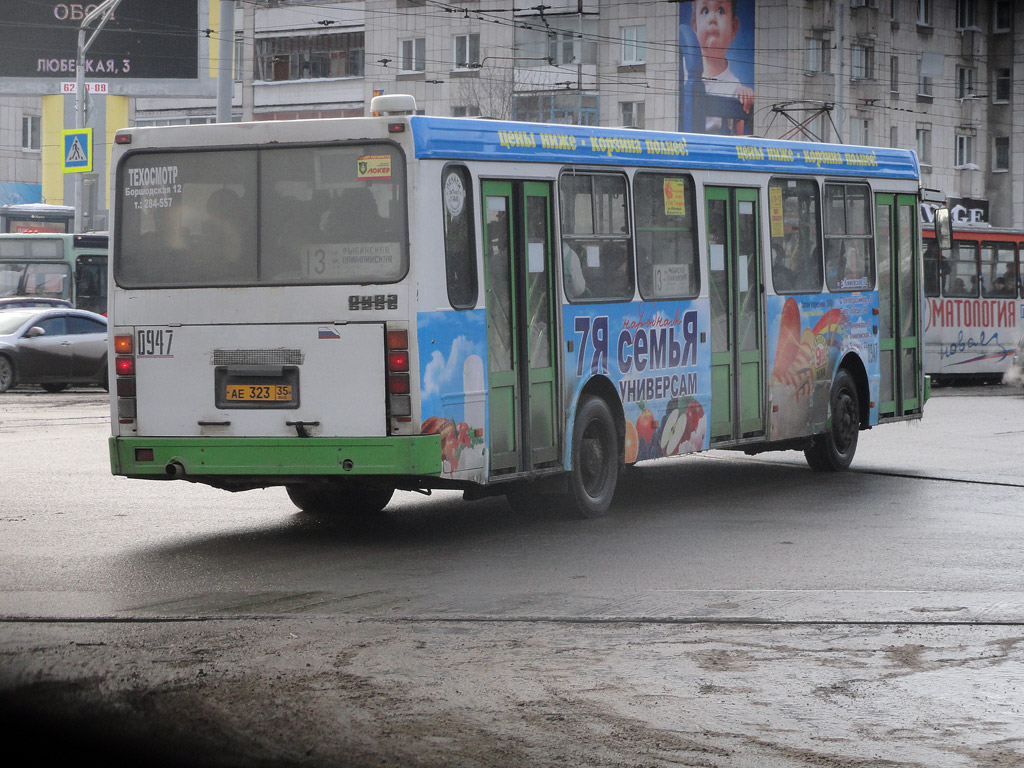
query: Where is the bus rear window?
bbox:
[116,144,407,288]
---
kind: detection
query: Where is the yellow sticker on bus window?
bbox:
[663,179,687,216]
[357,154,392,181]
[769,185,784,238]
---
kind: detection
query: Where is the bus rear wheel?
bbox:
[804,369,859,472]
[286,480,394,516]
[567,396,620,518]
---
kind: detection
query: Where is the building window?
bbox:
[850,117,872,145]
[993,136,1010,171]
[620,101,645,128]
[255,32,364,81]
[994,0,1011,32]
[621,26,646,65]
[234,31,244,83]
[890,126,898,148]
[548,29,579,66]
[401,37,426,72]
[955,0,977,30]
[452,105,481,117]
[889,55,899,92]
[514,93,599,126]
[957,66,975,98]
[917,0,932,25]
[851,44,874,79]
[916,127,932,166]
[955,133,975,167]
[453,33,479,69]
[806,38,828,73]
[21,115,40,151]
[917,58,933,96]
[994,68,1011,102]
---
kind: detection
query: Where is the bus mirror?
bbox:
[933,207,953,251]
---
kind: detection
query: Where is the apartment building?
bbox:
[3,0,1020,228]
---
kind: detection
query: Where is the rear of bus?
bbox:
[107,115,440,512]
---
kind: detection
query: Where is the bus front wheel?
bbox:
[804,369,859,472]
[567,396,620,518]
[286,480,394,516]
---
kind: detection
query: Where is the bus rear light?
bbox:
[388,373,410,395]
[387,350,409,371]
[386,329,408,350]
[116,377,137,397]
[116,356,134,376]
[134,448,154,462]
[114,335,133,354]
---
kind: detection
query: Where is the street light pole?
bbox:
[74,0,122,232]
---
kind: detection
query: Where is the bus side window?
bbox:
[768,178,822,293]
[441,165,477,309]
[980,241,1016,298]
[633,173,699,300]
[943,242,978,298]
[823,182,874,292]
[558,171,633,302]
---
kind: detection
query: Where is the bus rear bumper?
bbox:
[109,435,443,480]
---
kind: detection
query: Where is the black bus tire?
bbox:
[804,368,860,472]
[567,395,620,518]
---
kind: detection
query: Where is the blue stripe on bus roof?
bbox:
[409,116,920,180]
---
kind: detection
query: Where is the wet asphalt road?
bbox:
[1,382,1022,767]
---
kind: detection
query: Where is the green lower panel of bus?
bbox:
[109,435,442,478]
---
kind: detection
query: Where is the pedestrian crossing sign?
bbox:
[62,129,93,173]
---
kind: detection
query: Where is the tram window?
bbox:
[559,171,634,302]
[923,239,940,297]
[942,242,978,297]
[633,173,699,300]
[980,241,1017,298]
[823,183,874,292]
[768,178,822,293]
[441,165,477,309]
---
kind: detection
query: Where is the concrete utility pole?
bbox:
[74,0,122,232]
[217,0,235,122]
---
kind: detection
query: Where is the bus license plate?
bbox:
[225,383,294,402]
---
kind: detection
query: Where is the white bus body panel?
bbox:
[132,322,386,438]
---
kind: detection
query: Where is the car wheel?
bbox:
[0,356,15,393]
[41,383,69,393]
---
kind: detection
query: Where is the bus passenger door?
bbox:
[876,193,922,418]
[706,187,766,442]
[481,180,559,474]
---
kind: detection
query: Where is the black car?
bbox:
[0,307,107,393]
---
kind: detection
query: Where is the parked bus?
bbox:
[107,95,933,518]
[922,224,1023,383]
[0,233,108,315]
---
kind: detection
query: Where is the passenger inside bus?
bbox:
[322,186,385,241]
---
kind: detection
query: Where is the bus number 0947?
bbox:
[137,328,174,357]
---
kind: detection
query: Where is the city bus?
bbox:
[922,224,1023,383]
[107,94,933,518]
[0,232,108,315]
